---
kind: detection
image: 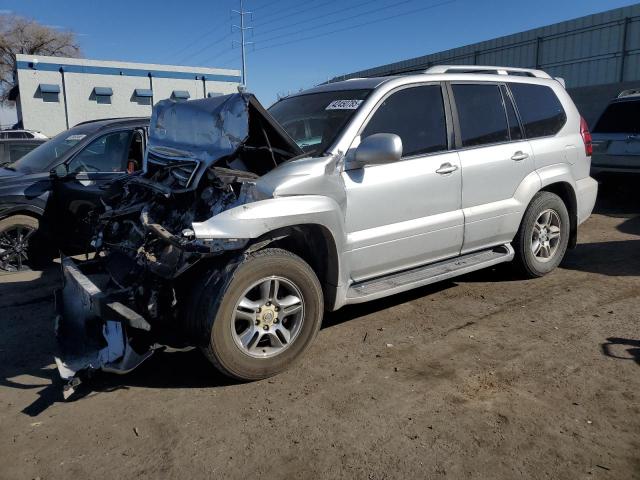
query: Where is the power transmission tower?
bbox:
[232,0,253,86]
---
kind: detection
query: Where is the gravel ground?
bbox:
[0,184,638,480]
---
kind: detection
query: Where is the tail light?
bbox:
[580,116,592,157]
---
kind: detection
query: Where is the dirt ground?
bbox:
[1,184,639,480]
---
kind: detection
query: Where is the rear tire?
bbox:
[513,192,570,278]
[197,248,323,381]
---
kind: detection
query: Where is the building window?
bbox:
[133,88,153,105]
[172,90,190,101]
[93,87,113,105]
[38,83,60,103]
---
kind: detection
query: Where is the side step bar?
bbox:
[345,244,514,304]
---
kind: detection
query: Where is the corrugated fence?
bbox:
[331,4,640,89]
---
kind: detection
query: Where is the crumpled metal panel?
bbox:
[147,93,250,168]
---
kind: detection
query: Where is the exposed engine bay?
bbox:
[54,92,304,396]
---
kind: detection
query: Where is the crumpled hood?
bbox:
[146,93,303,172]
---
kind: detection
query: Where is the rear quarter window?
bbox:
[509,84,566,138]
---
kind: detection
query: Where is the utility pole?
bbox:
[232,0,253,86]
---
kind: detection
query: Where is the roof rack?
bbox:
[425,65,553,79]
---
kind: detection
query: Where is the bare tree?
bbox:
[0,14,82,102]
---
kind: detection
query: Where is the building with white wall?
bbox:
[11,54,241,137]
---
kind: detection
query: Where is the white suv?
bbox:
[55,65,598,390]
[0,129,48,140]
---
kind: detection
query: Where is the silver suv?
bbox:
[591,89,640,177]
[55,65,598,393]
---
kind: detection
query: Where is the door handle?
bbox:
[511,151,529,161]
[436,163,459,175]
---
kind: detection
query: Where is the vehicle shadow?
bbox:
[594,178,640,217]
[561,238,640,276]
[601,337,640,366]
[322,281,454,329]
[0,265,234,415]
[461,185,640,282]
[0,263,455,415]
[2,180,638,414]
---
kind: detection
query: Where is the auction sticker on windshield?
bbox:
[65,134,86,142]
[326,100,364,110]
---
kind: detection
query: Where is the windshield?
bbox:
[268,89,371,153]
[593,100,640,134]
[8,125,93,173]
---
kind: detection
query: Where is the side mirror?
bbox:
[50,163,69,179]
[353,133,402,167]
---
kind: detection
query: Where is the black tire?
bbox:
[0,215,39,272]
[513,191,570,278]
[197,248,323,381]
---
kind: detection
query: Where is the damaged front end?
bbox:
[54,93,303,395]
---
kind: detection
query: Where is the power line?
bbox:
[251,0,288,12]
[179,30,234,64]
[255,0,424,44]
[169,17,231,62]
[252,0,327,23]
[253,0,339,29]
[252,0,387,40]
[253,0,455,53]
[166,1,237,62]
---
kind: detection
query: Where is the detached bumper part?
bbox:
[54,257,155,398]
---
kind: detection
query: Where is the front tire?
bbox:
[513,191,570,278]
[0,215,39,272]
[198,248,323,381]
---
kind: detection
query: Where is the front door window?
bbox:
[68,131,133,173]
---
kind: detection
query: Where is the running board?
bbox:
[345,244,514,304]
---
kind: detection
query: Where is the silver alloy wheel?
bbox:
[531,208,562,262]
[231,276,305,358]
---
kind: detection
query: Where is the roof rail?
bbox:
[618,88,640,98]
[425,65,553,79]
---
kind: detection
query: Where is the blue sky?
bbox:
[2,0,638,105]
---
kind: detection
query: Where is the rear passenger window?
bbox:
[453,84,509,148]
[501,85,523,140]
[362,85,447,157]
[509,84,566,138]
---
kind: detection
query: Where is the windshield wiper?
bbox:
[1,162,16,171]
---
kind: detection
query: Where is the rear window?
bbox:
[593,101,640,134]
[509,84,566,138]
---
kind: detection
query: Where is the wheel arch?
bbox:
[0,205,44,222]
[247,224,341,311]
[539,181,578,248]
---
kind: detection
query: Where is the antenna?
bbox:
[232,0,253,86]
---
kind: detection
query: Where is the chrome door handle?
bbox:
[511,151,529,161]
[436,163,459,174]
